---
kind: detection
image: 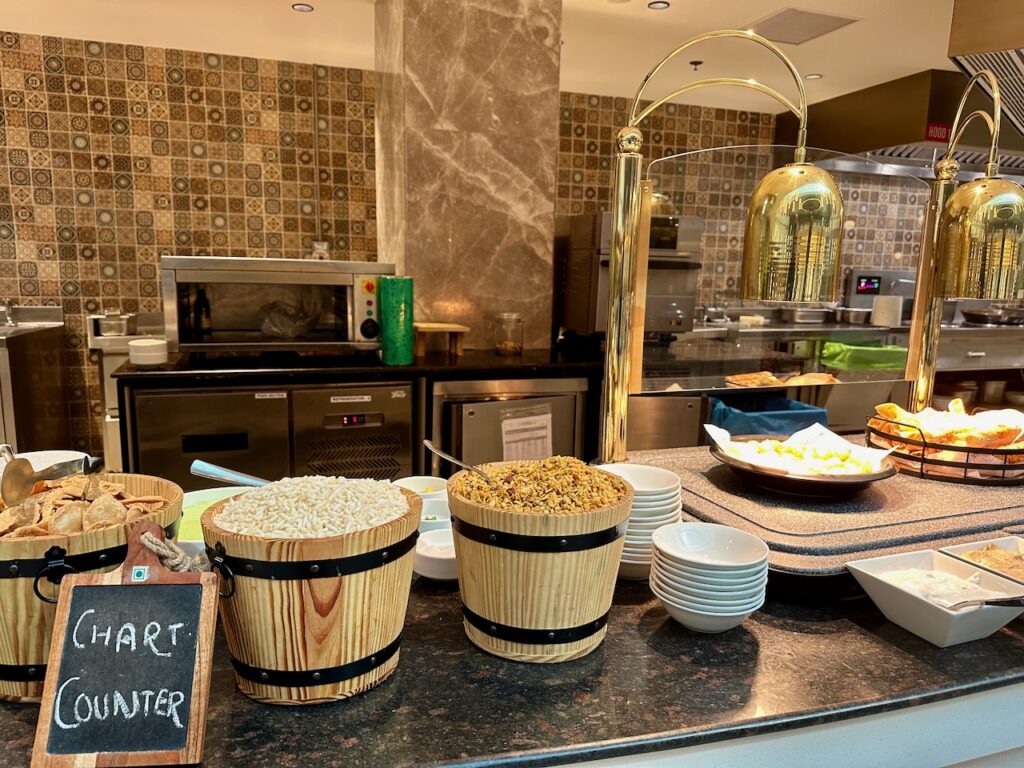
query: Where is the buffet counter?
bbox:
[3,578,1024,766]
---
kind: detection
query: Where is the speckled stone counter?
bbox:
[3,580,1024,767]
[629,446,1024,576]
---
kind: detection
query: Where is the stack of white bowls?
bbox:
[650,522,769,633]
[600,464,682,580]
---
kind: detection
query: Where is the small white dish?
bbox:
[650,572,765,608]
[651,583,759,633]
[654,567,768,595]
[419,497,451,533]
[653,522,769,571]
[626,512,680,528]
[618,561,652,580]
[941,536,1024,586]
[395,475,448,500]
[847,549,1024,648]
[653,558,768,588]
[600,463,681,494]
[630,493,682,507]
[414,528,458,581]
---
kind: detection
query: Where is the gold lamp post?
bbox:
[600,29,845,463]
[906,71,1024,412]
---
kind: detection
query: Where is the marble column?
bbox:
[375,0,561,349]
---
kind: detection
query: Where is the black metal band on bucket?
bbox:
[462,604,610,645]
[0,662,47,682]
[229,633,402,688]
[207,530,418,584]
[452,516,624,553]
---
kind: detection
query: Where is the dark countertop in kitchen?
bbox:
[4,579,1024,767]
[112,348,603,384]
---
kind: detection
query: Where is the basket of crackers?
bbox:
[866,399,1024,485]
[0,472,182,702]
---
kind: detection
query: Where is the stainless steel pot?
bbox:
[837,307,872,324]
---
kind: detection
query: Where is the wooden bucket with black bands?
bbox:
[448,470,632,663]
[201,488,421,705]
[0,473,183,703]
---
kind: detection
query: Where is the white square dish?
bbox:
[941,537,1024,586]
[847,549,1024,648]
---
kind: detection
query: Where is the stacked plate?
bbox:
[650,522,769,633]
[599,464,682,580]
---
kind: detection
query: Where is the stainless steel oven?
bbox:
[555,212,703,336]
[160,256,395,354]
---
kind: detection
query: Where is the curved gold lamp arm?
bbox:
[941,70,1001,177]
[627,29,809,162]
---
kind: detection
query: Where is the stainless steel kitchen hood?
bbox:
[949,0,1024,137]
[776,69,1024,175]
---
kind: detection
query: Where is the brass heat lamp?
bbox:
[600,29,844,463]
[906,71,1024,412]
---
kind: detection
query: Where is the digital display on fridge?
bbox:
[856,276,882,295]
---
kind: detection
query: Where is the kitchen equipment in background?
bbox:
[128,337,168,366]
[494,311,524,356]
[380,276,414,365]
[554,212,703,336]
[160,255,394,354]
[982,380,1008,404]
[842,268,918,323]
[871,295,904,327]
[836,307,872,324]
[0,306,69,454]
[126,383,413,490]
[429,378,587,476]
[88,311,165,469]
[780,307,834,324]
[97,309,137,336]
[961,307,1024,326]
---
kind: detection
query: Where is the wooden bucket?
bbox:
[201,488,421,705]
[0,473,183,703]
[448,468,632,663]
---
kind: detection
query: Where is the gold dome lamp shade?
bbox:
[907,71,1024,411]
[599,29,845,462]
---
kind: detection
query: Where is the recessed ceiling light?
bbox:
[648,1,671,8]
[291,3,314,11]
[805,73,824,80]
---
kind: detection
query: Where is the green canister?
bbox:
[379,276,414,365]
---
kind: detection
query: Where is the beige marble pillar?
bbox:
[375,0,561,349]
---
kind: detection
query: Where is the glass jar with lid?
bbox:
[495,311,524,356]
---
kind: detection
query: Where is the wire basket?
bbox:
[865,416,1024,486]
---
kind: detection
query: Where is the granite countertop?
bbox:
[4,580,1024,767]
[113,349,603,382]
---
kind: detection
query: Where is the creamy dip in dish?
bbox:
[879,568,1008,609]
[961,544,1024,582]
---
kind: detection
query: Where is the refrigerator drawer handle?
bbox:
[965,351,987,357]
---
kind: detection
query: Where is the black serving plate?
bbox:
[708,438,896,499]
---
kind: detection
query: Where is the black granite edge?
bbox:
[437,671,1024,768]
[112,348,603,381]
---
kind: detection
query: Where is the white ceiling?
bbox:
[0,0,957,112]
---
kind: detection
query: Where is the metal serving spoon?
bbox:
[190,460,269,488]
[422,440,496,486]
[944,594,1024,611]
[1,449,104,507]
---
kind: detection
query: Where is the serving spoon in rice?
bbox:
[423,440,496,486]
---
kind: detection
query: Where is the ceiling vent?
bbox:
[748,8,858,46]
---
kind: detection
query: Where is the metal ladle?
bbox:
[189,460,269,487]
[1,448,104,506]
[422,440,496,486]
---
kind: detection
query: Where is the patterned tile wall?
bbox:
[0,29,376,454]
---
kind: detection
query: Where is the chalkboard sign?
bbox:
[32,523,217,768]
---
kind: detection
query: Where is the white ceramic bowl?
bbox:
[653,557,768,588]
[651,577,764,614]
[600,463,681,495]
[653,522,769,571]
[630,492,682,507]
[629,506,682,520]
[419,497,452,533]
[651,571,765,606]
[651,588,758,632]
[622,544,654,557]
[941,536,1024,586]
[626,512,680,528]
[395,475,448,500]
[618,561,652,580]
[847,549,1024,648]
[654,566,768,596]
[653,550,768,578]
[414,528,458,581]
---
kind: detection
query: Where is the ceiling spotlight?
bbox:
[291,3,314,11]
[806,73,824,80]
[648,1,671,8]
